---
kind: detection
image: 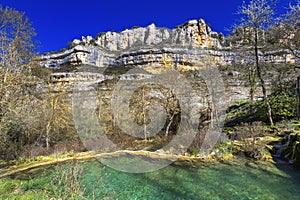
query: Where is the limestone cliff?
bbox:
[39,19,298,69]
[77,19,221,51]
[40,19,223,68]
[41,18,299,104]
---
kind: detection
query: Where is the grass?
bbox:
[0,161,87,199]
[0,175,50,199]
[0,151,95,179]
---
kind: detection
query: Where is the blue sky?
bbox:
[1,0,294,54]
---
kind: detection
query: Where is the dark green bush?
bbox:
[268,93,297,120]
[226,93,297,126]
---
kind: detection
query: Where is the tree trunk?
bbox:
[249,65,256,102]
[165,113,175,137]
[254,29,274,126]
[45,120,51,149]
[45,90,56,149]
[297,77,300,118]
[144,124,147,141]
[142,88,147,140]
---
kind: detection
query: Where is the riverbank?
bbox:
[1,129,296,178]
[0,149,236,178]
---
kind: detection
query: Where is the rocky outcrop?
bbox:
[90,19,221,51]
[39,18,298,69]
[39,19,225,68]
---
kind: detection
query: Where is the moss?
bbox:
[58,151,75,158]
[225,94,298,127]
[280,132,300,168]
[222,153,234,160]
[0,151,94,178]
[262,149,273,160]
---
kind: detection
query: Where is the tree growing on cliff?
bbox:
[236,0,276,126]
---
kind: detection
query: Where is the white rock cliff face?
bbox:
[92,19,221,51]
[39,19,298,68]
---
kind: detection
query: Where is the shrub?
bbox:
[268,93,297,120]
[237,122,265,159]
[89,39,97,46]
[226,93,297,126]
[95,32,106,39]
[132,26,141,29]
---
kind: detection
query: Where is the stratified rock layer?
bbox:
[41,19,299,105]
[40,17,298,68]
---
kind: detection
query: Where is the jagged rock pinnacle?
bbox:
[74,19,221,51]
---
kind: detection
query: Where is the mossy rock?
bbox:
[282,133,300,168]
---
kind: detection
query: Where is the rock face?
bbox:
[40,18,299,104]
[93,19,221,51]
[39,18,298,69]
[39,19,224,68]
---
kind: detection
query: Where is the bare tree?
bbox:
[0,5,39,158]
[0,5,36,121]
[40,83,74,149]
[157,87,180,137]
[272,0,300,58]
[237,0,276,125]
[129,85,149,140]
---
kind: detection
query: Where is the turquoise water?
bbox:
[6,157,300,199]
[72,157,300,199]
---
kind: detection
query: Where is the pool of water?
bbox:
[5,156,300,199]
